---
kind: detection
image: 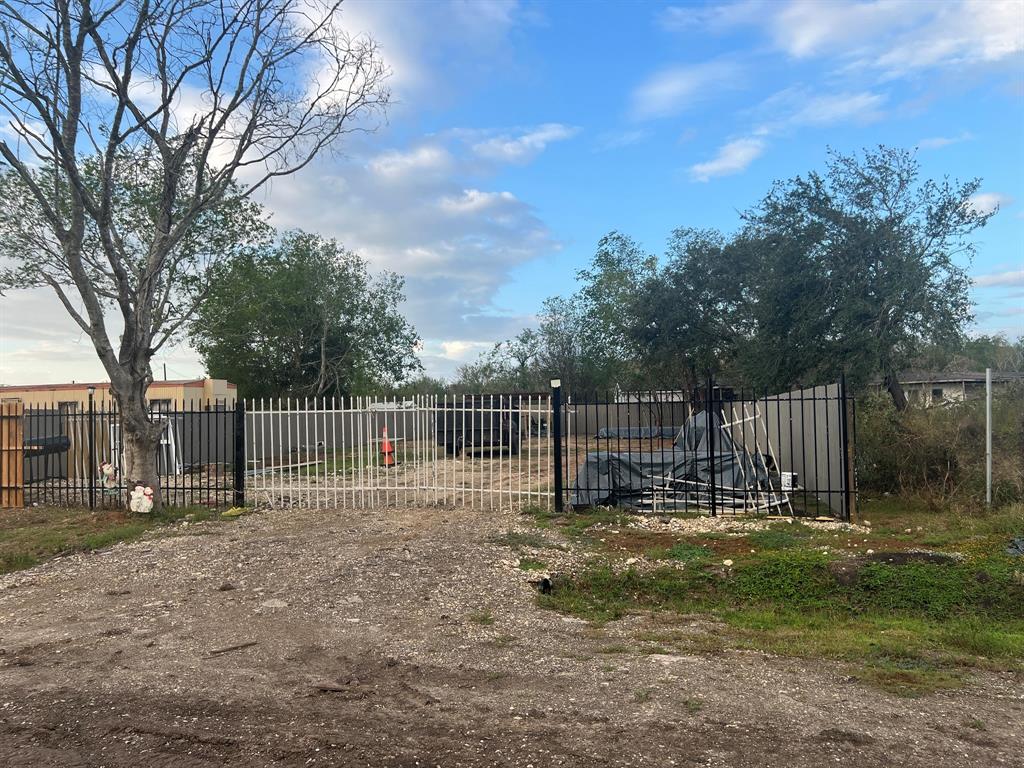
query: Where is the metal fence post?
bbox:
[551,379,563,514]
[985,368,992,508]
[838,372,855,522]
[706,375,717,517]
[87,387,96,510]
[234,399,246,507]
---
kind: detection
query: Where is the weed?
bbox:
[518,558,547,571]
[684,698,704,713]
[489,530,563,552]
[596,644,631,654]
[468,610,495,626]
[647,541,713,563]
[634,688,653,703]
[747,523,812,551]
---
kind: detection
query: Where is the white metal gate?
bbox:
[245,394,554,510]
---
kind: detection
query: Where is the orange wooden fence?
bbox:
[1,401,25,508]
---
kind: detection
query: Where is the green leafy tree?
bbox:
[190,233,421,400]
[630,228,749,389]
[743,146,991,406]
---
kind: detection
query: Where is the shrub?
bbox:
[856,384,1024,507]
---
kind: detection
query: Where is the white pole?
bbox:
[986,367,992,508]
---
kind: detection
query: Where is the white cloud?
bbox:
[663,1,1024,78]
[658,1,767,32]
[336,0,531,105]
[261,129,561,376]
[689,137,765,181]
[630,60,741,120]
[752,87,887,135]
[968,192,1014,216]
[593,129,649,152]
[438,189,518,215]
[438,340,494,362]
[973,269,1024,288]
[369,145,452,180]
[772,0,930,60]
[919,131,974,150]
[471,124,579,164]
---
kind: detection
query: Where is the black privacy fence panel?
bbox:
[560,379,855,520]
[20,401,242,509]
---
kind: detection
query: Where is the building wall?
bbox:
[0,379,236,409]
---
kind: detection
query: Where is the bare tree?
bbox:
[0,0,389,506]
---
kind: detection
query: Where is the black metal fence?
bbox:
[21,400,244,509]
[5,378,856,519]
[555,377,856,520]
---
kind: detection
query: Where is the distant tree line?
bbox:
[450,146,1016,409]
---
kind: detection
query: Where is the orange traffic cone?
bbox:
[381,426,396,467]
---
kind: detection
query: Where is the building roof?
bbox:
[871,370,1024,386]
[0,378,236,392]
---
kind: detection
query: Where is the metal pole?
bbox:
[986,368,992,508]
[88,388,95,510]
[233,400,246,507]
[838,372,854,522]
[551,379,563,514]
[707,375,717,517]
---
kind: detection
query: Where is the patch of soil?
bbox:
[862,550,962,566]
[828,550,962,586]
[598,530,679,554]
[1,506,1020,767]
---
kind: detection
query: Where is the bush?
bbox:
[856,384,1024,507]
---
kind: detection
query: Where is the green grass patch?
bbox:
[647,541,713,563]
[468,610,495,626]
[747,522,814,551]
[0,505,233,576]
[518,558,547,571]
[488,529,565,552]
[539,545,1024,695]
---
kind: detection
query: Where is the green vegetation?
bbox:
[647,541,714,563]
[0,505,236,576]
[857,384,1024,508]
[746,522,813,551]
[468,610,496,626]
[532,501,1024,696]
[518,558,547,571]
[489,528,564,552]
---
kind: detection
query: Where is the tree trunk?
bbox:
[884,369,908,411]
[118,389,164,510]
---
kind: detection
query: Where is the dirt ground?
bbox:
[0,506,1021,768]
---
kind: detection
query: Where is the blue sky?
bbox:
[1,0,1022,384]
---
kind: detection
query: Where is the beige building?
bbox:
[870,370,1024,407]
[0,378,237,410]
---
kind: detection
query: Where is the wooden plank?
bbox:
[1,401,25,508]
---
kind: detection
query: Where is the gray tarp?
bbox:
[570,410,772,509]
[595,426,680,439]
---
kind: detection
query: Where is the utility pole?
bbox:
[985,368,992,508]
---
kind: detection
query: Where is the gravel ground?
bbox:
[0,505,1021,767]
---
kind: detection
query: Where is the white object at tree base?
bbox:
[986,368,992,508]
[129,485,154,514]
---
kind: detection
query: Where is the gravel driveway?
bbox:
[0,506,1020,767]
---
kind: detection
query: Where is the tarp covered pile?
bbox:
[570,409,784,512]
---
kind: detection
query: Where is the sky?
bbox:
[1,0,1022,385]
